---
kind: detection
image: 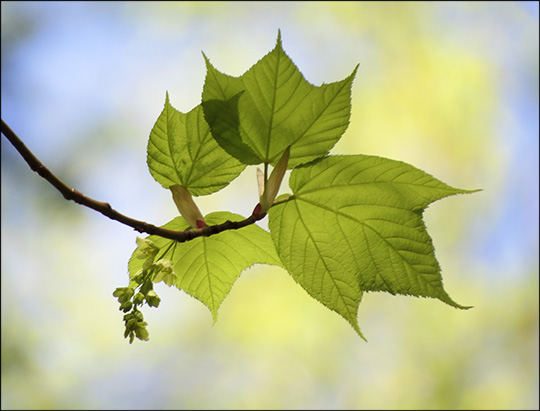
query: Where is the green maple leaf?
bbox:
[128,212,282,321]
[147,93,246,196]
[268,155,478,338]
[201,30,357,168]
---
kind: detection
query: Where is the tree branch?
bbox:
[1,119,266,243]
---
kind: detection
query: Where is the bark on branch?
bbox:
[1,119,266,243]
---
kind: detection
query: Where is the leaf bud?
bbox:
[260,146,290,214]
[251,203,266,220]
[256,167,265,198]
[170,185,205,229]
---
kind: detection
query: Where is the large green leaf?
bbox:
[128,212,282,321]
[147,93,246,196]
[202,31,357,168]
[268,155,477,337]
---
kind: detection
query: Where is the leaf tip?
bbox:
[352,63,360,77]
[352,322,367,341]
[466,188,483,194]
[201,51,209,64]
[453,302,474,310]
[202,51,215,71]
[450,187,482,196]
[439,292,473,310]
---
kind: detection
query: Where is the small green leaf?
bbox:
[202,31,357,168]
[268,155,478,337]
[147,93,246,195]
[128,212,282,321]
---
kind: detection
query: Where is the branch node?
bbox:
[1,118,262,245]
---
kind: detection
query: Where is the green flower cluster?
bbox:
[113,283,158,344]
[114,237,178,343]
[113,287,150,344]
[132,237,178,287]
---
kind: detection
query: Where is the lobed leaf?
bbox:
[202,30,357,168]
[268,155,477,337]
[147,93,246,196]
[128,212,282,321]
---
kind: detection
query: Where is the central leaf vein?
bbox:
[294,200,357,319]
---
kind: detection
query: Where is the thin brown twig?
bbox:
[1,118,266,243]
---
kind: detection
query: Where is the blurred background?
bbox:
[1,1,538,409]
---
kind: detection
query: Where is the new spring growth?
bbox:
[259,146,291,214]
[170,185,206,229]
[153,259,177,286]
[134,237,159,270]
